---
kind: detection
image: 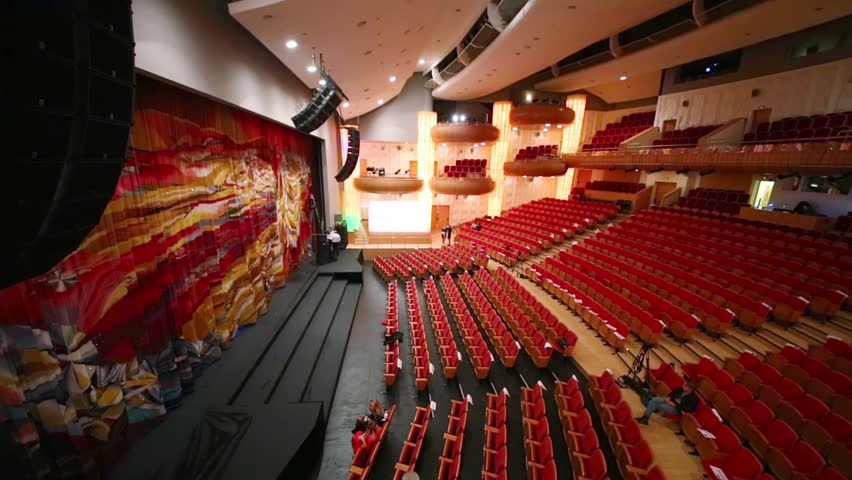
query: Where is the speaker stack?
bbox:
[335,125,360,182]
[292,72,345,133]
[2,0,136,289]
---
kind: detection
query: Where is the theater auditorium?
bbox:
[3,1,852,479]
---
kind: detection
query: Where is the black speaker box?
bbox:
[1,0,135,289]
[335,127,360,182]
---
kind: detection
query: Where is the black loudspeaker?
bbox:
[315,238,333,265]
[292,73,343,133]
[2,0,135,289]
[335,126,360,182]
[335,222,349,249]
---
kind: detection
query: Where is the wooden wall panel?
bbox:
[697,172,755,192]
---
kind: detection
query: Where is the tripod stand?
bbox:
[618,342,652,391]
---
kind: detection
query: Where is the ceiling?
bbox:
[430,0,685,101]
[535,0,852,93]
[585,70,663,104]
[229,0,487,118]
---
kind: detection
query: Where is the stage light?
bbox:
[286,40,298,49]
[342,102,350,108]
[512,126,518,131]
[452,114,459,122]
[543,128,548,132]
[480,142,486,146]
[377,99,384,105]
[545,123,551,127]
[418,58,425,64]
[318,78,327,86]
[625,167,639,172]
[525,92,533,103]
[389,75,397,83]
[307,64,317,73]
[619,75,627,81]
[460,114,467,122]
[557,124,563,129]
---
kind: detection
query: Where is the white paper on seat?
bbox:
[537,380,548,391]
[709,465,728,480]
[711,408,722,421]
[466,394,473,405]
[430,400,437,412]
[397,358,403,369]
[697,428,717,439]
[429,363,434,374]
[457,351,462,361]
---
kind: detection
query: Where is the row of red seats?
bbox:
[590,230,777,330]
[760,346,851,415]
[348,405,397,480]
[676,197,746,215]
[443,159,488,178]
[521,384,559,479]
[373,256,395,282]
[590,371,661,480]
[581,111,654,152]
[759,113,852,133]
[509,204,599,232]
[622,215,850,318]
[489,214,570,242]
[405,280,432,391]
[483,391,508,480]
[470,269,552,368]
[445,243,490,271]
[554,376,610,480]
[692,354,849,480]
[392,406,430,480]
[423,277,460,380]
[456,272,521,368]
[466,220,545,255]
[384,281,401,386]
[455,230,521,267]
[437,400,468,480]
[396,251,430,278]
[647,207,852,258]
[577,239,740,335]
[653,124,721,148]
[527,260,631,350]
[515,144,559,161]
[533,197,620,219]
[541,250,678,342]
[478,216,557,248]
[438,274,492,379]
[586,181,645,193]
[609,222,810,324]
[688,188,751,203]
[492,267,577,357]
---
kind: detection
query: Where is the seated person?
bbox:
[368,399,389,426]
[635,382,698,425]
[351,416,380,454]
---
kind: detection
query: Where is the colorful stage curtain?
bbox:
[0,76,316,476]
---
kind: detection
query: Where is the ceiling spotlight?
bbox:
[525,92,533,103]
[389,75,397,83]
[545,123,551,127]
[619,75,627,81]
[460,114,467,122]
[557,125,563,129]
[285,40,298,49]
[318,78,327,86]
[418,58,425,65]
[480,142,486,146]
[452,114,459,122]
[625,167,639,172]
[512,126,519,131]
[342,102,350,108]
[307,64,317,73]
[543,128,549,132]
[441,143,447,146]
[377,99,384,105]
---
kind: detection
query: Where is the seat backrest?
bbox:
[788,441,825,474]
[726,448,762,479]
[585,450,607,480]
[630,439,654,469]
[765,419,797,448]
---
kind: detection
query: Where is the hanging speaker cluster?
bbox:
[292,72,345,133]
[335,126,360,182]
[2,0,135,288]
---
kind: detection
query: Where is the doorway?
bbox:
[753,180,775,209]
[432,204,450,232]
[662,119,677,133]
[654,182,678,205]
[750,108,772,133]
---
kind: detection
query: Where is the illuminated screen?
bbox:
[369,200,431,232]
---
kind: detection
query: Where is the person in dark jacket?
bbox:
[635,382,698,425]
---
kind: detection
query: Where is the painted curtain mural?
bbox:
[0,76,316,476]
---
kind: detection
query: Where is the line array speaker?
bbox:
[1,0,135,288]
[292,73,343,133]
[335,126,360,182]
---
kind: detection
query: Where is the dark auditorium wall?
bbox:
[697,172,755,192]
[0,75,317,476]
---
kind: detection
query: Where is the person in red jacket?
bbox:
[351,416,380,454]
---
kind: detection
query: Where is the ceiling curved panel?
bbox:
[229,0,487,118]
[431,0,684,101]
[535,0,852,93]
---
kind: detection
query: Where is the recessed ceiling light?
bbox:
[545,123,551,127]
[307,64,317,73]
[512,126,518,131]
[619,75,627,81]
[285,40,298,49]
[452,114,459,122]
[342,102,350,108]
[377,99,384,105]
[418,58,425,65]
[543,128,549,132]
[460,114,467,122]
[441,143,447,146]
[557,124,563,129]
[525,93,533,103]
[480,142,486,146]
[389,75,397,82]
[318,78,327,86]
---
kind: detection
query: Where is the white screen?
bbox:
[369,200,431,232]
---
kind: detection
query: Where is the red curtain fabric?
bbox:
[0,76,316,475]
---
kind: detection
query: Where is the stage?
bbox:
[108,251,364,480]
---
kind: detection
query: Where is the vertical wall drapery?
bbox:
[417,111,437,227]
[489,101,511,216]
[557,94,587,198]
